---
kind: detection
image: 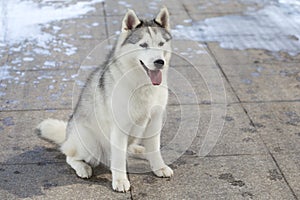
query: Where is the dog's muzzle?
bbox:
[140,60,162,86]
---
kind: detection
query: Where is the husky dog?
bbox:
[37,7,173,192]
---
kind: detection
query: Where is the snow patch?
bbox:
[118,1,131,7]
[37,75,53,80]
[33,48,51,55]
[0,0,104,46]
[183,19,192,23]
[80,65,98,70]
[92,22,99,26]
[23,57,34,62]
[173,1,300,55]
[65,46,78,56]
[279,0,300,6]
[0,65,13,80]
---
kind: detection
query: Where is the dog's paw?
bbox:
[112,179,131,192]
[153,165,173,178]
[75,164,92,179]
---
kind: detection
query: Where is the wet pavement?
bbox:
[0,0,300,199]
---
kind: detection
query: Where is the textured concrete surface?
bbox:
[1,0,299,199]
[129,155,295,199]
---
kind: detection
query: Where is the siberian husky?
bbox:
[37,7,173,192]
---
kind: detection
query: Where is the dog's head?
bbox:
[117,7,172,86]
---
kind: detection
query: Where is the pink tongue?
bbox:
[149,70,162,85]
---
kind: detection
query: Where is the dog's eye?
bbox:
[158,42,164,46]
[140,43,149,48]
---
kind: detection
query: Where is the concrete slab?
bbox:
[273,153,300,197]
[1,67,102,111]
[0,163,130,199]
[219,62,300,102]
[129,154,294,199]
[0,49,8,64]
[1,69,27,111]
[244,102,300,154]
[191,104,267,156]
[0,110,70,164]
[181,0,268,14]
[219,62,300,78]
[20,67,98,111]
[187,12,236,23]
[207,42,300,65]
[168,65,238,105]
[170,40,215,67]
[23,70,76,110]
[103,0,185,17]
[54,16,107,40]
[6,38,104,71]
[159,104,267,161]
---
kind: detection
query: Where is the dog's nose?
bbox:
[154,59,164,69]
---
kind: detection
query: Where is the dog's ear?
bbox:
[121,9,141,32]
[155,6,170,31]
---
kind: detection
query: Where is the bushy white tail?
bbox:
[36,118,67,145]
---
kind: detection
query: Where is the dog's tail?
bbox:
[36,119,67,145]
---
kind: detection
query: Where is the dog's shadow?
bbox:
[0,147,114,198]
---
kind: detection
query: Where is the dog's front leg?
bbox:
[110,126,130,192]
[143,110,173,177]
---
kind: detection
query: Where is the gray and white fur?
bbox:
[37,7,173,192]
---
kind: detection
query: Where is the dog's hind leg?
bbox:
[66,156,92,178]
[60,124,93,179]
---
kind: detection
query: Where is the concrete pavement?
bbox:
[0,0,299,199]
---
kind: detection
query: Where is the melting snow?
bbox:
[0,0,104,46]
[173,0,300,55]
[0,65,13,80]
[23,57,34,62]
[65,46,78,56]
[118,1,131,7]
[37,75,53,80]
[33,48,51,55]
[279,0,300,6]
[44,61,56,67]
[80,35,93,39]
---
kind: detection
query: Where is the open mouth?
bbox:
[140,60,162,86]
